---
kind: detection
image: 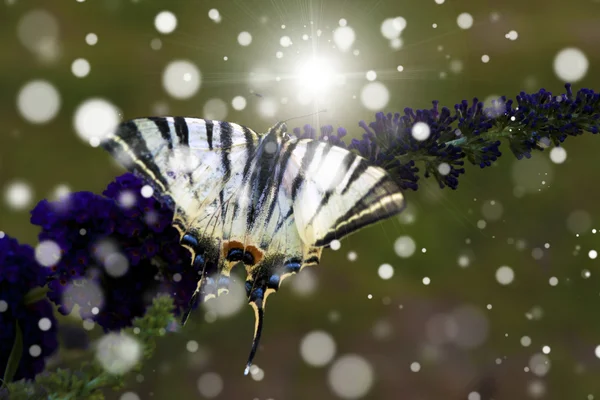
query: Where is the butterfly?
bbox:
[101,117,405,374]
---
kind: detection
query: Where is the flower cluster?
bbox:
[0,234,58,381]
[29,173,197,333]
[292,84,600,190]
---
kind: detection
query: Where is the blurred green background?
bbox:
[2,0,600,399]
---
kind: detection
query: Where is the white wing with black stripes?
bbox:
[101,117,260,234]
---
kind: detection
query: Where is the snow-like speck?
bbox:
[232,96,247,111]
[17,9,60,62]
[203,279,245,317]
[549,277,558,286]
[333,26,355,51]
[554,48,588,82]
[449,59,463,74]
[186,340,199,353]
[85,33,98,45]
[394,235,416,258]
[458,254,470,268]
[529,353,551,376]
[365,70,377,81]
[38,317,52,331]
[457,13,474,29]
[422,277,431,285]
[437,162,451,175]
[589,250,598,260]
[412,122,431,141]
[140,185,153,198]
[435,0,445,3]
[4,181,33,210]
[120,393,140,400]
[208,9,221,23]
[506,30,518,40]
[17,80,61,124]
[542,345,551,354]
[347,251,357,261]
[410,362,421,372]
[521,336,532,347]
[330,240,341,251]
[360,82,389,111]
[300,330,336,367]
[197,372,223,398]
[104,253,129,278]
[257,97,278,118]
[549,147,567,164]
[237,31,252,46]
[380,17,406,39]
[328,354,374,399]
[203,98,228,120]
[0,300,7,313]
[397,65,404,72]
[96,332,141,374]
[468,392,481,400]
[496,266,514,285]
[389,37,403,50]
[29,345,42,357]
[74,98,120,145]
[35,240,61,267]
[378,264,394,280]
[71,58,90,77]
[280,35,292,47]
[154,11,177,34]
[162,60,201,99]
[481,54,490,63]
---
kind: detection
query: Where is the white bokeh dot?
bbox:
[496,266,515,285]
[17,80,61,124]
[4,181,33,210]
[328,354,374,399]
[237,31,252,46]
[549,147,567,164]
[120,392,140,400]
[378,264,394,280]
[35,240,62,267]
[140,185,153,198]
[71,58,91,78]
[154,11,177,34]
[203,98,228,120]
[208,9,221,23]
[232,96,247,111]
[38,317,52,331]
[394,235,416,258]
[553,47,588,83]
[29,345,42,357]
[330,240,341,251]
[412,122,431,141]
[74,98,121,145]
[333,26,355,51]
[410,362,421,372]
[300,330,337,367]
[85,33,98,45]
[96,332,141,375]
[360,82,390,111]
[197,372,223,398]
[457,13,474,29]
[162,60,202,99]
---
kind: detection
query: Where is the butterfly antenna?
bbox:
[244,297,265,375]
[283,109,327,124]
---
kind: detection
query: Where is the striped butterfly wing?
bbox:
[280,138,406,247]
[101,117,259,233]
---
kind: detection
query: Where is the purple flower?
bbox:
[29,173,198,332]
[0,234,58,381]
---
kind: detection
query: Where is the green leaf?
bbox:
[3,320,23,384]
[23,286,49,305]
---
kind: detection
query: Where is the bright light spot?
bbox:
[35,240,61,267]
[186,340,199,353]
[378,264,394,280]
[380,17,406,39]
[162,60,201,99]
[438,162,451,175]
[422,277,431,285]
[203,98,228,120]
[521,336,532,347]
[458,254,470,267]
[397,65,404,72]
[457,13,474,29]
[140,185,153,198]
[595,345,600,359]
[529,353,551,376]
[542,345,551,354]
[154,11,177,34]
[197,372,223,398]
[96,332,141,374]
[104,253,129,278]
[0,301,7,313]
[295,58,335,94]
[394,235,416,258]
[17,80,61,124]
[506,30,518,40]
[554,47,588,82]
[339,18,347,26]
[280,35,292,47]
[85,33,98,45]
[257,97,278,118]
[468,393,481,400]
[4,181,33,210]
[71,58,91,77]
[365,70,377,81]
[589,250,598,259]
[73,98,120,145]
[435,0,445,3]
[29,344,42,357]
[38,317,52,331]
[360,81,389,111]
[496,266,514,285]
[412,122,431,141]
[481,54,490,63]
[328,354,374,399]
[347,251,357,261]
[330,240,341,251]
[208,9,221,23]
[549,147,567,164]
[410,362,420,372]
[120,393,140,400]
[237,31,252,46]
[549,277,558,286]
[300,330,337,367]
[232,96,246,111]
[333,26,355,51]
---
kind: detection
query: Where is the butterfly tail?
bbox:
[244,293,265,375]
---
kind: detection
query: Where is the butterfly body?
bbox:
[102,117,405,372]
